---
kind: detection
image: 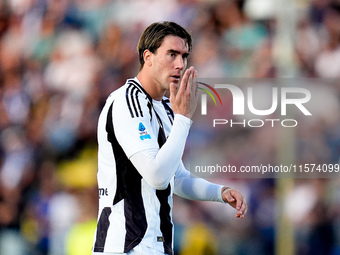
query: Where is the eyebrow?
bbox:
[168,49,190,58]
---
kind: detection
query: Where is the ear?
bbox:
[143,50,153,66]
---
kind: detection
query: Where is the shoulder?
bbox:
[110,79,150,120]
[108,79,146,104]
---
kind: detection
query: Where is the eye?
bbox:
[170,52,176,58]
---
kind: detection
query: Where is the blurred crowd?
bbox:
[0,0,340,254]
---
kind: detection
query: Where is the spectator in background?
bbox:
[315,3,340,78]
[0,1,339,254]
[216,0,268,77]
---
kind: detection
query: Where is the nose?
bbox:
[175,56,185,71]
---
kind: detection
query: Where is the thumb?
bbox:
[169,82,177,102]
[225,193,235,203]
[222,189,235,203]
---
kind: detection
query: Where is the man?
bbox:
[93,21,247,255]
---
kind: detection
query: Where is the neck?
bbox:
[137,70,165,101]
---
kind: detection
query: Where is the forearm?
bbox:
[130,114,191,190]
[174,165,225,202]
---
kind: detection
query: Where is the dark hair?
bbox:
[137,21,192,69]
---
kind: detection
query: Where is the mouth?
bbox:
[170,75,181,82]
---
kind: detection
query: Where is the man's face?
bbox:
[149,35,189,91]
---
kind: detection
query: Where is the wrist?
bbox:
[221,186,231,202]
[174,114,193,126]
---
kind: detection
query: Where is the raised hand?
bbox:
[169,66,199,119]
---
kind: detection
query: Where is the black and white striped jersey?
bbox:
[93,77,225,255]
[93,78,177,255]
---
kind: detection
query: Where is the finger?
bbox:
[231,191,244,211]
[236,198,247,218]
[236,198,242,211]
[223,190,236,204]
[179,67,191,94]
[236,211,243,218]
[242,205,248,217]
[240,199,248,216]
[169,82,177,103]
[236,208,244,218]
[192,70,198,97]
[186,67,194,94]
